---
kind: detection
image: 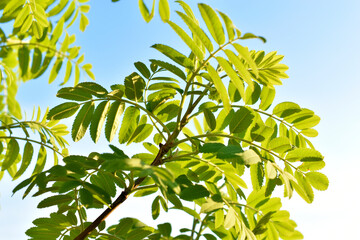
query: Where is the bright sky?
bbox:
[1,0,360,239]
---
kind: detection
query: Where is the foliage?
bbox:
[0,0,328,240]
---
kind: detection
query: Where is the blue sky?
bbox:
[1,0,360,239]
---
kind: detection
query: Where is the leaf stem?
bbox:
[0,136,64,157]
[174,133,299,171]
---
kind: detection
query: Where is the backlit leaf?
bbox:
[125,72,146,102]
[152,44,194,69]
[216,56,245,99]
[268,137,292,154]
[198,3,225,45]
[37,195,73,208]
[180,185,209,201]
[229,107,254,133]
[1,139,19,171]
[118,106,140,144]
[47,102,80,120]
[203,108,216,131]
[72,101,95,142]
[159,0,170,22]
[90,101,111,143]
[150,59,186,80]
[105,101,125,142]
[134,61,151,78]
[177,11,214,53]
[168,21,205,60]
[207,64,230,111]
[13,142,34,180]
[56,87,92,101]
[305,172,329,191]
[286,148,323,162]
[237,149,261,165]
[273,102,301,118]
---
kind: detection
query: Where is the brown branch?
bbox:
[74,80,210,240]
[74,135,175,240]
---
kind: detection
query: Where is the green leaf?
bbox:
[48,59,63,84]
[33,4,48,27]
[50,17,64,44]
[266,161,277,179]
[215,209,224,229]
[124,72,146,102]
[268,137,292,154]
[56,87,92,101]
[216,108,234,131]
[158,222,171,237]
[216,56,245,99]
[13,4,30,28]
[293,115,321,130]
[72,101,95,142]
[229,107,254,133]
[237,149,261,165]
[30,48,42,74]
[298,161,325,171]
[223,207,236,229]
[20,15,33,34]
[301,129,318,138]
[233,43,259,77]
[146,89,176,112]
[32,146,47,176]
[114,218,134,236]
[76,82,108,97]
[127,115,150,144]
[259,87,276,110]
[259,198,282,213]
[79,188,94,205]
[1,139,19,171]
[294,171,314,203]
[273,102,301,118]
[152,196,160,220]
[84,182,111,204]
[118,106,140,144]
[127,227,154,240]
[134,61,151,78]
[203,108,216,131]
[46,102,80,120]
[79,13,89,32]
[90,101,111,143]
[305,172,329,191]
[138,0,155,23]
[159,0,170,22]
[200,199,224,213]
[13,142,34,180]
[177,11,214,53]
[150,59,186,80]
[168,21,205,60]
[18,46,30,77]
[62,61,72,85]
[244,81,261,105]
[180,185,210,201]
[250,163,263,191]
[217,10,236,41]
[286,148,324,162]
[152,44,194,69]
[37,195,73,208]
[153,100,180,122]
[207,64,230,111]
[148,82,181,93]
[224,49,253,88]
[105,101,125,142]
[199,143,225,153]
[198,3,225,45]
